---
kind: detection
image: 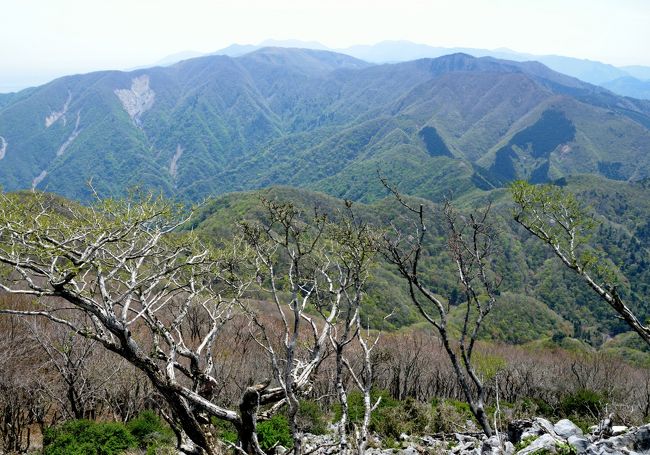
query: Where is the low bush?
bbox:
[431,399,475,433]
[257,414,292,452]
[335,389,396,425]
[43,419,136,455]
[371,397,432,438]
[297,400,328,435]
[126,410,175,451]
[514,435,539,452]
[560,389,605,418]
[212,418,238,445]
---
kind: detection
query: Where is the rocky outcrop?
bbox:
[114,75,155,124]
[586,424,650,454]
[509,418,650,455]
[293,418,650,454]
[508,418,558,443]
[45,90,72,127]
[169,145,183,179]
[554,419,584,439]
[517,433,564,455]
[0,136,6,160]
[32,170,47,189]
[56,111,81,156]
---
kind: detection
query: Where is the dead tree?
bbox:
[25,318,106,421]
[0,311,49,453]
[381,181,500,437]
[344,313,384,455]
[0,191,277,455]
[325,203,379,455]
[241,198,379,454]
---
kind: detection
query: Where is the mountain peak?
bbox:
[239,47,372,74]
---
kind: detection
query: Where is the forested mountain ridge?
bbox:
[2,48,650,202]
[188,176,650,359]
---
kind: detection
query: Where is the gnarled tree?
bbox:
[511,180,650,345]
[382,182,500,437]
[241,198,380,454]
[0,191,274,455]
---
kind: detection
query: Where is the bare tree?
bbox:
[510,180,650,345]
[26,316,105,421]
[0,309,50,453]
[343,313,384,455]
[241,198,379,454]
[325,203,380,454]
[381,181,500,436]
[0,191,277,455]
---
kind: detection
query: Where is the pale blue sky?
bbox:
[1,0,649,92]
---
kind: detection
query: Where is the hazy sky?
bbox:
[1,0,649,92]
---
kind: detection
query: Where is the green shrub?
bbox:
[515,435,539,452]
[371,397,432,438]
[334,389,396,426]
[431,400,474,433]
[520,397,555,417]
[560,389,605,418]
[212,418,238,445]
[257,414,292,452]
[297,400,327,435]
[43,419,136,455]
[555,441,579,455]
[126,410,174,450]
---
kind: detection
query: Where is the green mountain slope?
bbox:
[189,177,650,354]
[2,49,650,202]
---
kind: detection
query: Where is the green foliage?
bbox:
[4,48,650,205]
[515,435,539,452]
[560,389,606,418]
[5,172,650,363]
[371,397,433,438]
[554,442,579,455]
[334,389,396,425]
[126,410,174,450]
[473,352,507,381]
[212,413,293,452]
[510,180,598,266]
[189,180,650,354]
[257,414,293,452]
[297,400,327,435]
[43,420,137,455]
[335,391,432,438]
[431,400,475,433]
[468,292,573,344]
[519,397,555,418]
[211,418,238,444]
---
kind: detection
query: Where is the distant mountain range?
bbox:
[1,47,650,203]
[3,40,650,99]
[145,40,650,100]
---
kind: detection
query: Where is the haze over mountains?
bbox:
[2,47,650,203]
[152,39,650,100]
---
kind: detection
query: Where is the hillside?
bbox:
[2,48,650,202]
[188,177,650,359]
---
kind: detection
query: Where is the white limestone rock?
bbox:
[56,111,81,156]
[32,170,47,189]
[45,90,71,127]
[554,419,583,439]
[0,136,7,160]
[517,434,561,455]
[114,75,155,124]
